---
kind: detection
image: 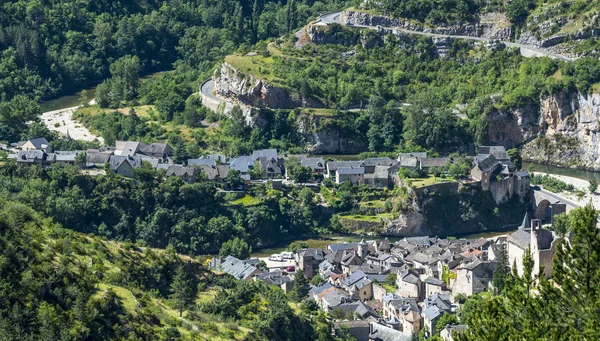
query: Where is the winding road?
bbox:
[201,11,575,108]
[320,11,574,62]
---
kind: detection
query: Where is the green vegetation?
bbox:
[460,204,600,340]
[531,173,575,193]
[340,213,394,222]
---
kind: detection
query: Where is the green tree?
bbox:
[311,274,324,287]
[435,313,459,335]
[492,244,509,293]
[589,179,597,194]
[290,268,309,302]
[289,166,312,184]
[219,237,252,259]
[170,264,194,317]
[507,148,523,170]
[298,187,314,206]
[226,169,244,189]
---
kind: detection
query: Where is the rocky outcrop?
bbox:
[213,62,324,109]
[522,92,600,170]
[383,210,426,236]
[340,10,512,41]
[486,99,540,147]
[296,113,368,154]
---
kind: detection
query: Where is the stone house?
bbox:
[215,256,262,280]
[86,151,112,168]
[420,157,452,173]
[369,322,413,341]
[16,150,55,166]
[327,161,362,179]
[470,154,499,191]
[508,219,560,279]
[363,166,391,188]
[166,165,197,183]
[21,137,51,151]
[140,143,172,161]
[396,269,421,299]
[342,270,373,301]
[328,301,379,320]
[109,155,142,177]
[423,277,446,297]
[514,171,531,198]
[115,141,145,156]
[54,151,84,166]
[254,270,292,292]
[229,155,254,180]
[381,293,421,334]
[423,293,454,337]
[300,157,327,175]
[295,248,325,279]
[336,166,365,185]
[451,258,496,297]
[341,251,363,274]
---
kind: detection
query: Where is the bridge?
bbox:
[532,188,577,223]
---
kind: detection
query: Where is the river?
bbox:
[250,229,512,257]
[39,71,166,113]
[524,161,600,183]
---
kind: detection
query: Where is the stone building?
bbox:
[508,218,560,279]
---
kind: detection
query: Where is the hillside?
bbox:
[0,198,335,341]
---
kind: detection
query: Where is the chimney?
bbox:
[531,219,541,231]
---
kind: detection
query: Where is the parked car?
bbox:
[281,251,293,260]
[269,254,283,262]
[285,266,295,272]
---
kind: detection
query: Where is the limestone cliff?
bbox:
[295,113,368,154]
[521,92,600,170]
[340,10,512,41]
[484,91,600,170]
[213,62,324,109]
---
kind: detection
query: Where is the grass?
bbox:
[227,195,261,207]
[593,83,600,94]
[94,283,139,315]
[359,200,386,208]
[340,213,393,222]
[225,54,283,85]
[411,175,456,188]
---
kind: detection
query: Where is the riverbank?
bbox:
[533,171,599,209]
[41,101,104,143]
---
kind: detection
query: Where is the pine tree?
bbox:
[492,244,509,293]
[171,264,194,317]
[290,268,309,302]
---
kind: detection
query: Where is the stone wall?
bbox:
[372,283,387,300]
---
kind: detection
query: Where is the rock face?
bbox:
[296,113,368,154]
[340,10,512,41]
[484,90,600,170]
[383,210,426,236]
[521,92,600,170]
[213,62,324,109]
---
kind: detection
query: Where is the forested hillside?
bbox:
[0,0,353,141]
[0,198,341,341]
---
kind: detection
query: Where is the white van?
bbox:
[281,251,293,260]
[268,254,283,262]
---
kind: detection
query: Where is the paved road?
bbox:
[319,12,574,62]
[200,79,223,102]
[534,188,580,208]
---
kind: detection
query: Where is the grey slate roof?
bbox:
[195,165,219,180]
[369,323,412,341]
[328,301,379,319]
[17,150,50,163]
[109,155,142,170]
[424,277,445,286]
[86,152,112,166]
[425,293,453,311]
[475,154,499,172]
[337,166,364,175]
[54,151,83,162]
[166,165,196,177]
[361,157,394,166]
[327,161,362,173]
[478,146,509,162]
[398,152,427,160]
[229,155,254,173]
[342,270,367,287]
[329,242,358,252]
[187,158,216,167]
[252,149,278,160]
[218,256,260,280]
[156,163,174,171]
[424,305,444,320]
[118,141,146,156]
[300,157,326,171]
[140,143,171,156]
[421,157,452,168]
[399,156,418,168]
[26,137,50,149]
[508,229,531,250]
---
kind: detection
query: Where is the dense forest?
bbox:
[0,0,355,142]
[0,198,345,340]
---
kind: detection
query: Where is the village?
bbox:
[5,136,565,341]
[210,211,561,341]
[8,137,531,205]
